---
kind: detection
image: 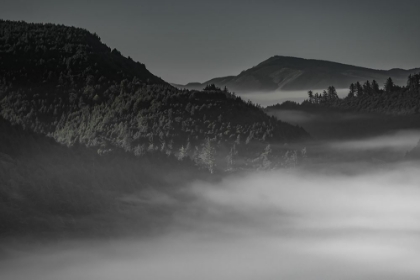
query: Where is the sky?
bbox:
[1,0,420,84]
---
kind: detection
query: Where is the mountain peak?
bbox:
[180,56,419,92]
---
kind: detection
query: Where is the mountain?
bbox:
[0,20,309,173]
[0,20,311,235]
[177,56,420,92]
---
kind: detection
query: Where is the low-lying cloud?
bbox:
[329,130,420,152]
[241,88,349,106]
[1,132,420,280]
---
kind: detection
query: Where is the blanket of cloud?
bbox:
[329,130,420,152]
[1,132,420,280]
[267,105,420,142]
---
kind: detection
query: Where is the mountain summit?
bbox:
[178,56,420,92]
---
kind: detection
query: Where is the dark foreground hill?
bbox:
[0,115,208,237]
[0,20,167,87]
[0,20,311,236]
[178,56,420,92]
[0,20,309,173]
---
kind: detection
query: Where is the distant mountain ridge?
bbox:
[176,56,420,92]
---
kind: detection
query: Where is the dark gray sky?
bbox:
[1,0,419,84]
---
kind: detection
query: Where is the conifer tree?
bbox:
[371,80,380,94]
[177,145,186,160]
[261,144,272,170]
[384,77,394,93]
[363,80,372,95]
[199,138,216,173]
[308,90,314,103]
[225,144,237,171]
[327,86,338,100]
[348,83,356,98]
[355,82,363,97]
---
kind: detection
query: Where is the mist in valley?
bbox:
[268,106,420,141]
[1,127,419,280]
[1,79,419,279]
[239,88,349,106]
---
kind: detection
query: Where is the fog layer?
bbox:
[1,102,420,279]
[1,143,420,279]
[240,88,349,106]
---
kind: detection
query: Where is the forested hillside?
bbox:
[0,20,309,173]
[0,20,312,237]
[0,20,167,87]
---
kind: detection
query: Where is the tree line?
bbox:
[304,73,420,114]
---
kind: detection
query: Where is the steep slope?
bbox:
[0,20,309,172]
[179,56,420,92]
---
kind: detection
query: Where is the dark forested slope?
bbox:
[0,20,167,87]
[0,116,206,236]
[0,20,311,236]
[0,20,309,172]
